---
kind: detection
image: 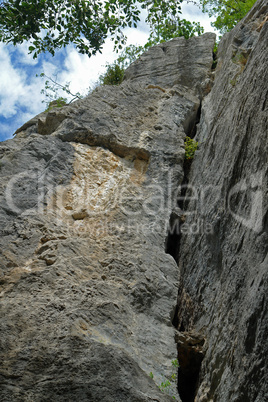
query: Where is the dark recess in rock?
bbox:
[165,212,182,263]
[175,332,205,402]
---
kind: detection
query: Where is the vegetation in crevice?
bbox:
[149,359,180,400]
[212,42,218,70]
[229,50,249,87]
[184,136,198,160]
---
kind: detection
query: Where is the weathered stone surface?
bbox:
[2,3,267,399]
[0,34,215,401]
[175,1,268,401]
[124,33,216,98]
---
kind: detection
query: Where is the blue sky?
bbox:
[0,3,216,142]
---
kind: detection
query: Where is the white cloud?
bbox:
[0,43,44,117]
[60,40,117,93]
[180,3,218,35]
[0,43,47,140]
[11,42,40,66]
[0,45,27,118]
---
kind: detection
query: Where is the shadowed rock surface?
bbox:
[175,1,268,401]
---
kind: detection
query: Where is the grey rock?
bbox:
[0,33,215,401]
[176,1,268,401]
[1,3,267,399]
[124,33,216,98]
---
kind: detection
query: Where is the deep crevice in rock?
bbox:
[166,105,204,402]
[175,332,205,402]
[188,103,202,139]
[165,212,183,264]
[165,103,201,264]
[174,163,204,402]
[165,158,193,263]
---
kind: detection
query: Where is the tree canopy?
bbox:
[199,0,257,34]
[0,0,183,57]
[0,0,257,58]
[145,17,204,47]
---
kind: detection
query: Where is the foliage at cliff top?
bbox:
[0,0,183,58]
[199,0,257,34]
[0,0,257,59]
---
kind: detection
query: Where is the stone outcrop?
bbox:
[124,34,215,98]
[0,34,215,401]
[0,1,267,400]
[174,1,268,401]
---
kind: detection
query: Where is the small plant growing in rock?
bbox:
[212,42,218,70]
[159,379,172,392]
[185,136,198,160]
[37,72,88,110]
[230,78,237,87]
[171,359,179,368]
[232,52,248,68]
[149,359,179,400]
[45,97,67,112]
[99,63,125,86]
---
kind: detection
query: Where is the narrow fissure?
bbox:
[165,103,201,262]
[176,332,205,402]
[188,103,202,140]
[164,212,183,264]
[165,104,204,402]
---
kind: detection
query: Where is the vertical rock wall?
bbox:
[175,1,268,401]
[1,3,266,399]
[0,35,215,401]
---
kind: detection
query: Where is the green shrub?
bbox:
[45,97,67,112]
[185,136,198,160]
[99,63,125,86]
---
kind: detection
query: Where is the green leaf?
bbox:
[0,0,251,58]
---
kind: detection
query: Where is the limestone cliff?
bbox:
[0,33,215,402]
[174,1,268,401]
[0,1,267,401]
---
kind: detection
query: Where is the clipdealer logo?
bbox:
[228,171,264,233]
[4,167,265,235]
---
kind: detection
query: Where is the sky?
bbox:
[0,3,217,142]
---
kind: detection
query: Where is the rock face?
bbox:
[0,34,215,401]
[124,34,215,98]
[175,1,268,401]
[0,1,267,400]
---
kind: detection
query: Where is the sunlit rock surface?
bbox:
[0,33,215,401]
